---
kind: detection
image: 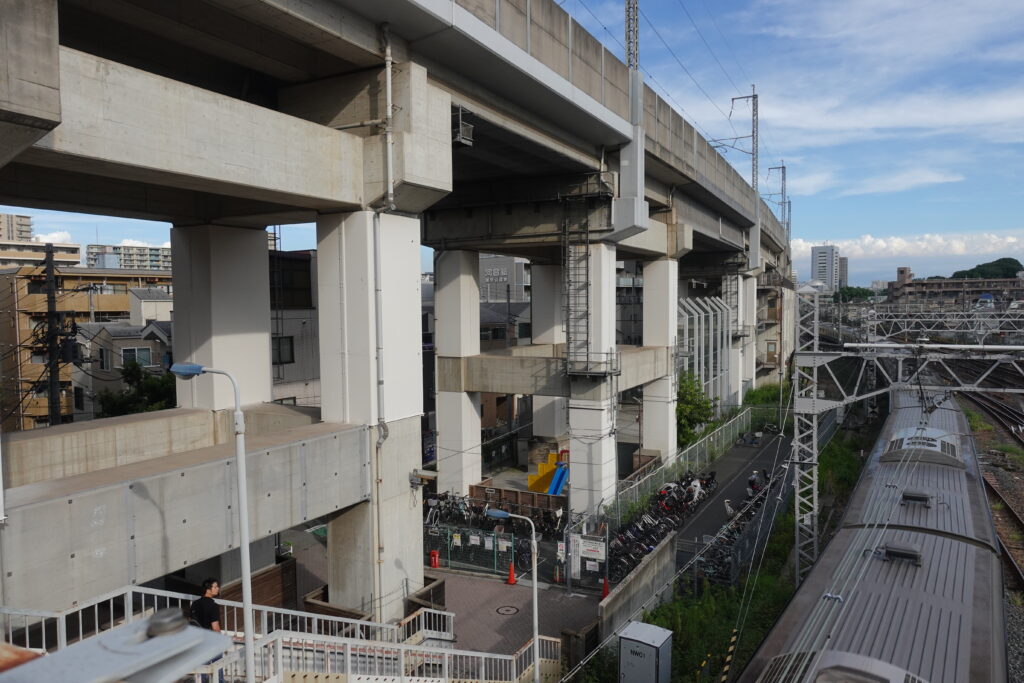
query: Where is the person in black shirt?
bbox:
[191,578,221,632]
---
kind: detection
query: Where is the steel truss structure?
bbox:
[792,290,1024,582]
[864,310,1024,339]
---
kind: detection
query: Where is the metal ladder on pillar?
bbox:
[270,225,285,382]
[563,205,591,375]
[722,273,748,339]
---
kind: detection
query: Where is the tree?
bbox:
[677,372,715,447]
[832,286,875,303]
[96,361,176,418]
[951,257,1023,279]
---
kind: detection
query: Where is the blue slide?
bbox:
[547,463,569,495]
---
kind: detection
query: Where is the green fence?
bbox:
[423,524,516,576]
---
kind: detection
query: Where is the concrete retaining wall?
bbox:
[598,531,677,639]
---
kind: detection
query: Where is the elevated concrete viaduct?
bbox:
[0,0,792,619]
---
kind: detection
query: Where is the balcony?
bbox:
[757,270,794,290]
[757,352,779,368]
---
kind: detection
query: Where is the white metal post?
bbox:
[206,368,256,683]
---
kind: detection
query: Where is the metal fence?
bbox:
[563,514,609,592]
[423,524,516,576]
[604,409,752,530]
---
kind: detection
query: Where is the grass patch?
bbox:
[997,444,1024,457]
[964,407,994,433]
[992,501,1006,512]
[743,382,790,406]
[819,433,868,505]
[1009,591,1024,608]
[1011,531,1023,544]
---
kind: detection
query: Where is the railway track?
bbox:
[982,472,1024,589]
[961,392,1024,448]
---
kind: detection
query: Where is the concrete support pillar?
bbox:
[642,259,678,459]
[435,250,481,494]
[533,395,567,439]
[589,243,618,354]
[567,243,618,514]
[530,265,565,344]
[316,211,423,425]
[171,225,272,410]
[317,210,423,621]
[531,264,567,439]
[568,396,617,514]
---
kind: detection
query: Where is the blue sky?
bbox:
[4,0,1023,285]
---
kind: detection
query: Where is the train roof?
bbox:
[743,391,1005,683]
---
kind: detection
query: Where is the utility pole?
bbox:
[732,86,759,269]
[44,243,61,426]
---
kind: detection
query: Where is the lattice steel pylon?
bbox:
[625,0,638,70]
[792,288,822,583]
[791,292,1024,584]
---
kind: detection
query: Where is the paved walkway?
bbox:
[439,571,599,654]
[675,434,792,551]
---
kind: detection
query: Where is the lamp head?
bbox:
[169,363,205,379]
[485,509,510,520]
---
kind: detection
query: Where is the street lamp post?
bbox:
[170,364,255,683]
[485,509,540,683]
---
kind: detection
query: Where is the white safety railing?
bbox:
[198,630,562,683]
[0,585,454,653]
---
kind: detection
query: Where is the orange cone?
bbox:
[601,577,610,599]
[506,561,517,585]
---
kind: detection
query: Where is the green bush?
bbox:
[964,408,994,433]
[818,433,865,504]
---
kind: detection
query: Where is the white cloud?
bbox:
[31,231,74,244]
[793,231,1023,260]
[839,168,965,196]
[788,170,838,196]
[118,238,168,248]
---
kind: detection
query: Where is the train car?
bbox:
[741,389,1006,683]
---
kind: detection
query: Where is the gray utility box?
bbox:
[618,621,672,682]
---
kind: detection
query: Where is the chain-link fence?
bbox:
[423,525,515,576]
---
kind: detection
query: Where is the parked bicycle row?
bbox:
[607,471,720,583]
[691,469,779,584]
[422,492,578,542]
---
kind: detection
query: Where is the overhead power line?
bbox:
[674,0,741,94]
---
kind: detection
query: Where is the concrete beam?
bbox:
[436,345,671,398]
[20,48,363,210]
[0,422,371,611]
[281,62,452,212]
[0,0,61,169]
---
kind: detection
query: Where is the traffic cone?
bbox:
[506,561,517,585]
[601,577,610,599]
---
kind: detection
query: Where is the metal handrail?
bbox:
[0,585,456,653]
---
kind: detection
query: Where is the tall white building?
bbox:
[811,245,840,292]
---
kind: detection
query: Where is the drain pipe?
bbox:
[370,22,396,619]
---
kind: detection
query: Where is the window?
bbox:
[272,336,295,365]
[491,327,506,341]
[122,347,152,367]
[98,347,111,371]
[479,330,490,341]
[518,323,531,339]
[74,386,84,411]
[31,351,46,364]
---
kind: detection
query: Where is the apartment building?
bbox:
[87,243,172,270]
[0,266,172,430]
[0,214,33,241]
[0,240,81,268]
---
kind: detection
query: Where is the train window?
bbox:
[940,441,958,458]
[886,438,904,452]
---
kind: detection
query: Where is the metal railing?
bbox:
[0,585,454,653]
[196,630,562,682]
